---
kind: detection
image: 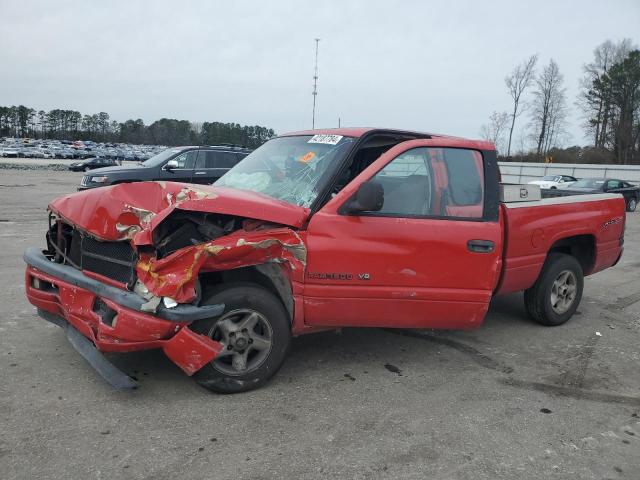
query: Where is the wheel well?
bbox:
[548,234,595,274]
[199,265,294,322]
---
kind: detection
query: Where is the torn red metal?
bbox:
[162,327,224,376]
[26,266,189,351]
[47,180,309,307]
[48,182,310,243]
[137,227,306,303]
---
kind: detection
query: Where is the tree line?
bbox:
[481,39,640,164]
[0,106,276,149]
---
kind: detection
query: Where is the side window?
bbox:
[372,150,429,216]
[215,152,239,169]
[195,151,219,169]
[368,147,484,219]
[441,149,484,210]
[173,151,197,169]
[606,180,621,190]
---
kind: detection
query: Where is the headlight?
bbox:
[90,175,109,183]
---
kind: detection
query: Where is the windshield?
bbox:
[142,148,184,167]
[216,135,355,207]
[571,178,604,189]
[541,175,560,181]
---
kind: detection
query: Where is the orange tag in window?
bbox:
[298,151,316,163]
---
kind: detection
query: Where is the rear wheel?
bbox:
[524,253,584,326]
[191,283,291,393]
[627,197,637,212]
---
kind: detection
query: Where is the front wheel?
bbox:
[627,197,637,212]
[190,283,291,393]
[524,253,584,326]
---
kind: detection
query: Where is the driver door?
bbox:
[303,138,503,329]
[158,150,197,183]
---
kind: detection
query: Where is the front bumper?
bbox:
[24,247,225,388]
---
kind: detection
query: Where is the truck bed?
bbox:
[496,193,626,295]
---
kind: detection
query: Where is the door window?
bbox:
[195,151,218,169]
[172,151,197,169]
[215,152,240,168]
[606,180,622,190]
[368,147,484,219]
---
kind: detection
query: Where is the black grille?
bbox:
[68,230,137,285]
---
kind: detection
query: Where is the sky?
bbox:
[1,0,639,147]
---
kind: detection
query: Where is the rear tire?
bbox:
[524,253,583,326]
[627,197,637,212]
[191,283,291,393]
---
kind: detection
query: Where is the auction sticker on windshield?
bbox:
[308,134,343,145]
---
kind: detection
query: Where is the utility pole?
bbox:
[312,38,320,130]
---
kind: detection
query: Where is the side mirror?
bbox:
[345,181,384,214]
[163,159,179,171]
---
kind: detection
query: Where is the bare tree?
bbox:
[505,54,538,156]
[479,111,510,153]
[530,59,567,158]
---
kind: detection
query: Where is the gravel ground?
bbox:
[1,169,639,480]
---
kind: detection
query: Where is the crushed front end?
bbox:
[24,181,308,389]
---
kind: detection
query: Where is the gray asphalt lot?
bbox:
[1,169,639,480]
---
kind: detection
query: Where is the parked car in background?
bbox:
[1,146,20,157]
[40,148,54,158]
[528,175,577,189]
[69,157,118,172]
[543,178,639,212]
[78,145,251,190]
[0,138,167,162]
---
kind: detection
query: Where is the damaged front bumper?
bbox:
[24,247,225,389]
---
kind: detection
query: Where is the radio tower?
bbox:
[312,38,320,129]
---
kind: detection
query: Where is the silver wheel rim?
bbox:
[208,309,273,376]
[550,270,577,314]
[630,199,637,211]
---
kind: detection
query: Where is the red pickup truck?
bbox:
[24,128,626,393]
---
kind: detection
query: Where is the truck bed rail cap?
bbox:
[503,193,623,208]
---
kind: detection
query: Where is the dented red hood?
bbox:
[49,182,310,244]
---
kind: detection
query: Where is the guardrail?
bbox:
[499,161,640,185]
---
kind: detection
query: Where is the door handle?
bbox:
[467,239,495,253]
[194,171,207,175]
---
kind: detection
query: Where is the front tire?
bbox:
[524,253,584,326]
[191,283,291,393]
[627,197,637,212]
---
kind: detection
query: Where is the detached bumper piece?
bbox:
[24,247,225,388]
[39,309,139,390]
